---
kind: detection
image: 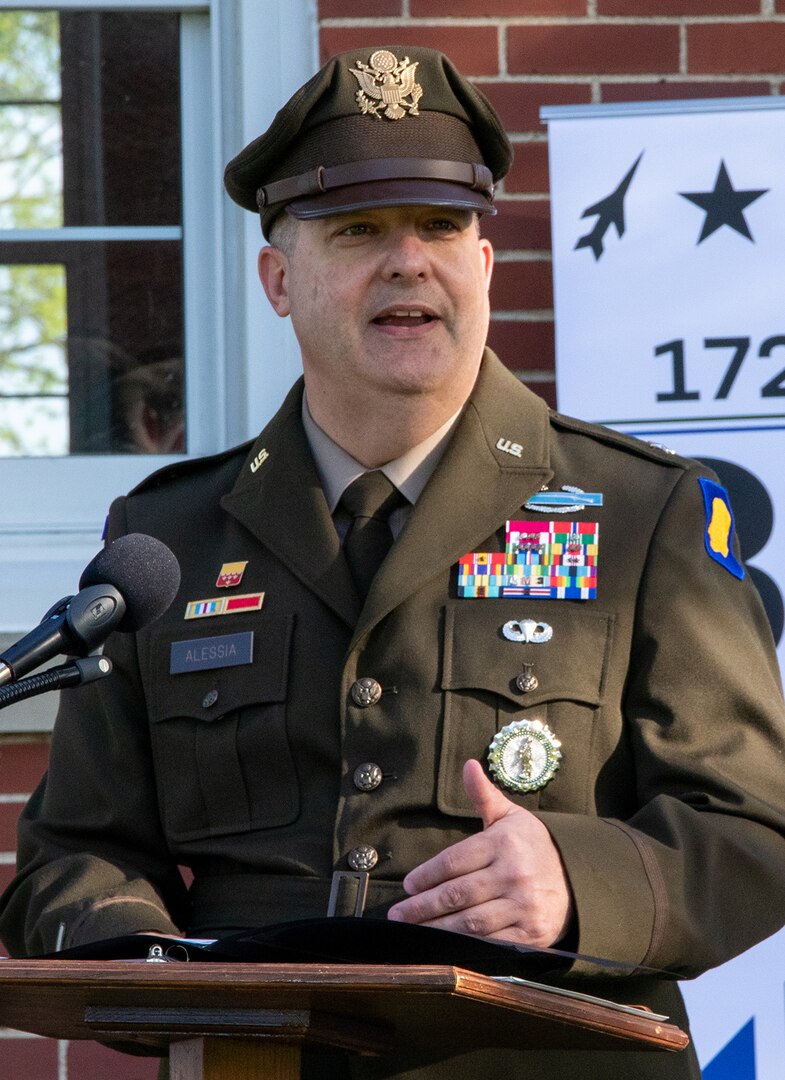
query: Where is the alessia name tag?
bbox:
[170,631,254,674]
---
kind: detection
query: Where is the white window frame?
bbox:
[0,0,314,727]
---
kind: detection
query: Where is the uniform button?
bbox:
[353,763,383,791]
[350,678,382,707]
[347,845,379,871]
[202,689,219,708]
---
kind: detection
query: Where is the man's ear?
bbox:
[258,246,291,317]
[480,236,494,291]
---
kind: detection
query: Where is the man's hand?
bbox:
[387,759,574,947]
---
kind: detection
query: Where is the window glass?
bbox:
[0,8,184,457]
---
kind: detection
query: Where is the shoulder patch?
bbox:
[698,478,744,580]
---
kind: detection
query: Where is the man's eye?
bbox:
[338,222,374,237]
[425,218,460,233]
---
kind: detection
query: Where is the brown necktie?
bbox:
[339,471,407,600]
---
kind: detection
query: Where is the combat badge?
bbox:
[350,50,423,120]
[488,719,562,794]
[525,486,604,513]
[698,478,744,580]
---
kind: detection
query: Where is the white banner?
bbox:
[545,97,785,1080]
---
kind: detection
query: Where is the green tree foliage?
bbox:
[0,11,67,455]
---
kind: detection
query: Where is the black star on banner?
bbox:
[680,160,768,244]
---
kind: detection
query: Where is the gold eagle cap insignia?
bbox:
[350,50,423,120]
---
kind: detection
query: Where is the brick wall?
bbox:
[318,1,785,407]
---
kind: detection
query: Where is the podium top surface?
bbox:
[0,960,688,1056]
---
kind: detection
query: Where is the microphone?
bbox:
[0,533,180,686]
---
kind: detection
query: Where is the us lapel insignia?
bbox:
[457,520,599,599]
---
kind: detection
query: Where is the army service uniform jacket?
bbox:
[4,351,785,1080]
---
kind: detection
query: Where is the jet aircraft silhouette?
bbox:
[575,152,643,260]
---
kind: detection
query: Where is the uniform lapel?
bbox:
[352,352,553,647]
[220,380,361,628]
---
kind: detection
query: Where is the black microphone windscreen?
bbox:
[79,533,181,632]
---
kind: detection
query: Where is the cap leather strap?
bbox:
[256,157,494,208]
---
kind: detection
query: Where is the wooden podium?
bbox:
[0,960,689,1079]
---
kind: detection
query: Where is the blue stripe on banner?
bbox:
[703,1018,755,1080]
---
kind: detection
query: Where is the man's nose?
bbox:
[381,231,430,281]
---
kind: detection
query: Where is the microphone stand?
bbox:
[0,656,112,712]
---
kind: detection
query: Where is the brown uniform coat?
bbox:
[4,352,785,1079]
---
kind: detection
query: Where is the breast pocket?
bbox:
[148,613,297,842]
[438,602,614,817]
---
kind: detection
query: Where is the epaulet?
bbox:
[549,410,695,469]
[127,440,255,496]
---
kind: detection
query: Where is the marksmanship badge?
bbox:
[350,50,423,120]
[487,719,562,794]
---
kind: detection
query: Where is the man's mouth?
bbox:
[372,308,437,328]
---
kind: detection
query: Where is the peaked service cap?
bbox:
[224,45,513,238]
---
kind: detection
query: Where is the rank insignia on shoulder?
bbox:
[184,592,265,620]
[488,719,561,794]
[525,486,603,513]
[698,478,745,580]
[216,561,248,588]
[457,521,598,600]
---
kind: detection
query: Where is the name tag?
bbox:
[170,631,254,674]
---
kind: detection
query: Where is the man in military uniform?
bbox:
[3,46,785,1080]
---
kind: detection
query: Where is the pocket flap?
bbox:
[442,602,613,707]
[150,613,294,722]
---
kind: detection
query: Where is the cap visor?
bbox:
[285,179,496,219]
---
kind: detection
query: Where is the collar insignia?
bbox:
[350,50,423,121]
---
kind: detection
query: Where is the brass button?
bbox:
[347,845,379,871]
[353,763,383,792]
[202,689,219,708]
[350,678,382,707]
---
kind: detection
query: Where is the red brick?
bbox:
[319,27,500,76]
[0,802,21,851]
[491,260,553,311]
[412,0,583,14]
[0,741,49,794]
[482,198,552,250]
[689,24,785,74]
[0,1035,59,1076]
[487,318,555,369]
[601,80,774,103]
[67,1039,160,1079]
[598,0,758,12]
[508,25,680,75]
[475,80,593,131]
[778,0,785,12]
[506,142,551,194]
[319,0,401,14]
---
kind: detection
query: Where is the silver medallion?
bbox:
[487,719,562,794]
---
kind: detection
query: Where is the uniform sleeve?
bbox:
[539,464,785,978]
[0,499,188,956]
